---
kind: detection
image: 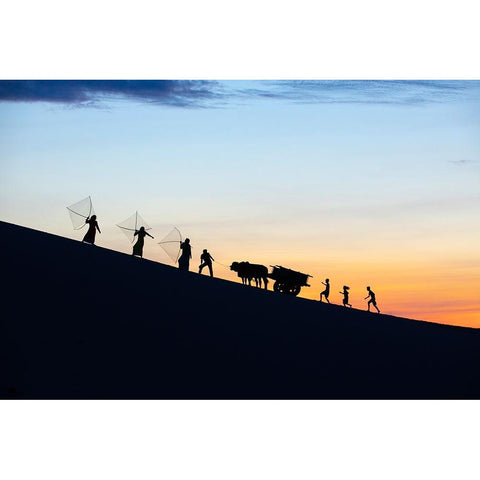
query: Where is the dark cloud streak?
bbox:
[0,80,221,108]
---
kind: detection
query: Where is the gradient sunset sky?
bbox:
[1,80,479,327]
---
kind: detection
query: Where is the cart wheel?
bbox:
[291,285,301,296]
[284,284,301,296]
[273,281,281,292]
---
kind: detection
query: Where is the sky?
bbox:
[1,80,479,327]
[2,2,480,479]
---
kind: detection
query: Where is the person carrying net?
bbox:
[82,215,101,245]
[178,238,192,271]
[132,226,154,258]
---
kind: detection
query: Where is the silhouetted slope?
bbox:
[1,221,479,399]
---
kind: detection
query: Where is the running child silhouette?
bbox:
[340,285,352,307]
[320,278,330,303]
[365,286,380,313]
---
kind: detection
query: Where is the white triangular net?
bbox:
[116,211,152,243]
[158,227,182,263]
[66,196,95,230]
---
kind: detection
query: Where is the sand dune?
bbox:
[1,220,479,399]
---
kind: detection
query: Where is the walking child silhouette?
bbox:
[320,278,330,303]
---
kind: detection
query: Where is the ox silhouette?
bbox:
[230,261,268,289]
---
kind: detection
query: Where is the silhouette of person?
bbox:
[320,278,330,303]
[365,286,380,313]
[178,238,192,271]
[132,226,154,258]
[339,285,352,307]
[82,215,101,244]
[198,249,215,277]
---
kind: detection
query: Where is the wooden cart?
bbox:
[268,265,312,296]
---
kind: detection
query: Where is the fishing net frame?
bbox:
[116,211,152,243]
[158,227,183,264]
[66,196,96,230]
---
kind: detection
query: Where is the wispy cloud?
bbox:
[449,159,478,166]
[0,80,222,108]
[237,80,479,106]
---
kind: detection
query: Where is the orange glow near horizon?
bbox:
[298,258,479,328]
[66,227,480,329]
[200,246,480,329]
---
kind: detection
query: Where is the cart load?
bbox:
[268,265,312,296]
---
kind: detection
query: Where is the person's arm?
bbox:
[147,232,154,239]
[210,254,214,261]
[96,223,101,233]
[134,230,139,237]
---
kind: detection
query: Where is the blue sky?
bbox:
[1,80,479,325]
